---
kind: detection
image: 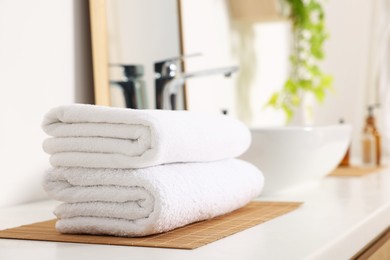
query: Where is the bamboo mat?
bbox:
[328,166,382,177]
[0,201,301,249]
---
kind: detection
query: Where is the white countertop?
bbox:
[1,167,390,260]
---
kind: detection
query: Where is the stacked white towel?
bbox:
[42,104,251,168]
[42,104,264,237]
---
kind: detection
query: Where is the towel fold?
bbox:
[42,104,251,168]
[43,159,263,237]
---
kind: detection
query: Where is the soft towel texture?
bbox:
[42,104,251,168]
[43,159,263,237]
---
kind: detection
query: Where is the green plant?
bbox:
[266,0,333,121]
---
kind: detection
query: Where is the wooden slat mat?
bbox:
[329,166,382,177]
[0,201,301,249]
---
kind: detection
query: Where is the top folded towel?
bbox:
[42,104,251,168]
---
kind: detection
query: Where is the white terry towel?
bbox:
[43,159,264,237]
[42,104,251,168]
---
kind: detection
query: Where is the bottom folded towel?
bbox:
[43,159,264,237]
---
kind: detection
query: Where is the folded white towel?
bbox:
[42,104,251,168]
[43,159,263,237]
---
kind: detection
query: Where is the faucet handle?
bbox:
[154,53,202,79]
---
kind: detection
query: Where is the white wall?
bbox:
[0,0,93,208]
[313,0,374,158]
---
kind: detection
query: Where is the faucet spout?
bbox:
[179,66,239,80]
[161,66,239,110]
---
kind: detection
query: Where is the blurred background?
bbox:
[0,0,389,207]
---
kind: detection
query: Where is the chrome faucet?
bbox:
[110,64,148,109]
[154,55,239,110]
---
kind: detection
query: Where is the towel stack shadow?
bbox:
[41,104,264,237]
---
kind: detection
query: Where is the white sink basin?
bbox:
[240,124,352,195]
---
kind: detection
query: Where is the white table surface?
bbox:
[1,167,390,260]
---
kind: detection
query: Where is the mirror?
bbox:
[89,0,182,109]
